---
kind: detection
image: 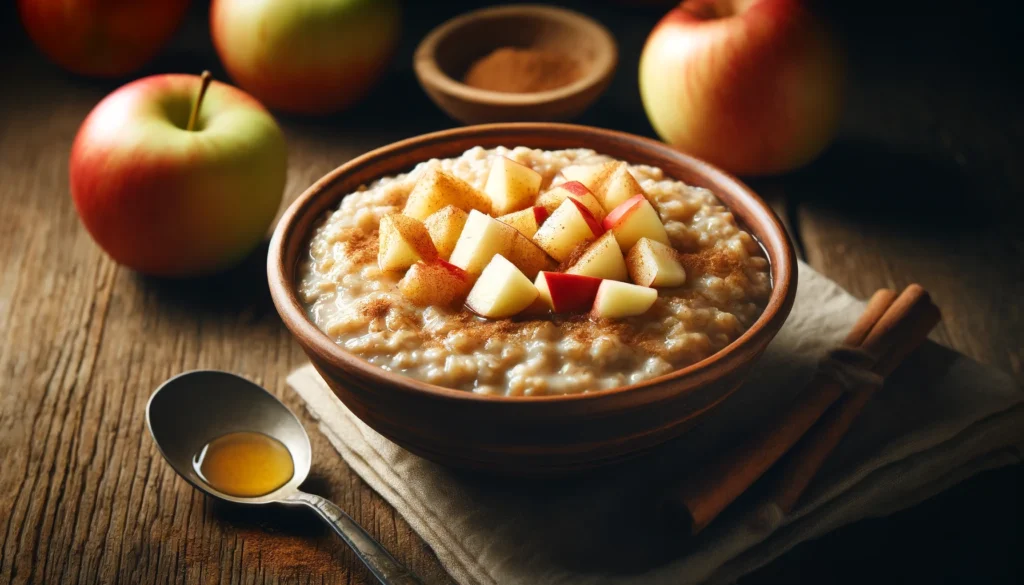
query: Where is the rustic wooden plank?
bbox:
[2,0,1021,583]
[793,64,1024,380]
[0,53,453,585]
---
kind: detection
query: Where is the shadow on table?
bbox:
[766,138,990,234]
[198,473,348,570]
[134,239,277,325]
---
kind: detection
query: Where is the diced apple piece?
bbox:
[423,205,468,260]
[403,168,492,220]
[560,162,616,193]
[560,162,646,212]
[599,164,645,211]
[506,232,556,279]
[602,194,670,251]
[536,181,606,220]
[398,260,473,307]
[626,238,687,287]
[449,210,554,278]
[378,214,437,272]
[591,280,658,319]
[497,206,549,239]
[465,255,539,319]
[534,271,602,313]
[565,232,628,281]
[532,198,604,262]
[519,295,551,317]
[484,156,542,215]
[449,210,517,275]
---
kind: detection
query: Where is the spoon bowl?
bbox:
[146,370,422,584]
[147,370,311,504]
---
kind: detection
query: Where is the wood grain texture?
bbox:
[1,0,1021,583]
[0,52,452,585]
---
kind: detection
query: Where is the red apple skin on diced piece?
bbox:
[560,162,646,212]
[533,206,550,224]
[403,168,492,220]
[565,232,629,281]
[424,205,469,260]
[602,194,670,251]
[532,198,604,262]
[569,198,604,235]
[484,156,543,215]
[497,206,549,239]
[464,254,539,319]
[398,260,473,307]
[626,237,687,287]
[537,181,606,221]
[378,213,438,272]
[535,271,602,313]
[591,280,658,319]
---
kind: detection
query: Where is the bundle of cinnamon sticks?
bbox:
[666,284,942,534]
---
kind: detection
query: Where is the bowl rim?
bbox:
[413,4,618,106]
[268,123,797,405]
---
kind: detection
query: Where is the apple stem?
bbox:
[186,71,213,132]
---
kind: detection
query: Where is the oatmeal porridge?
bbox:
[297,147,772,396]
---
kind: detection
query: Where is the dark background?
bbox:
[1,0,1021,583]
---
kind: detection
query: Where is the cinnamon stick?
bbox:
[770,291,941,513]
[666,288,900,535]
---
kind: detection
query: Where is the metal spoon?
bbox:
[146,370,422,585]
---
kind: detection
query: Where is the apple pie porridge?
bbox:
[297,146,771,396]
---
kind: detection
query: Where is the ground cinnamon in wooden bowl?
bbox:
[414,5,617,123]
[463,47,581,93]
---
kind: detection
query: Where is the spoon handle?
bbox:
[284,491,423,585]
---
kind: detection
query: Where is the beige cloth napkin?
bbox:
[288,261,1024,585]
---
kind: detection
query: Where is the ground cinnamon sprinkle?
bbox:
[463,46,581,93]
[361,297,392,320]
[678,247,744,279]
[556,241,591,272]
[341,226,379,266]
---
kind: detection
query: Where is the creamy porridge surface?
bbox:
[298,147,771,396]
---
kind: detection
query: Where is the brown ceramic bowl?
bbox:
[414,5,617,124]
[268,124,797,475]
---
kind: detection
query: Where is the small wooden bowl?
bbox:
[414,5,617,124]
[268,124,797,475]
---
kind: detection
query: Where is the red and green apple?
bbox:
[639,0,844,175]
[69,73,288,277]
[17,0,190,77]
[210,0,401,115]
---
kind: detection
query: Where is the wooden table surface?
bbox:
[1,1,1021,583]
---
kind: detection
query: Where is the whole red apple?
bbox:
[17,0,190,77]
[70,73,288,277]
[639,0,844,175]
[210,0,400,115]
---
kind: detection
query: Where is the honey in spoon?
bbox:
[193,431,294,497]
